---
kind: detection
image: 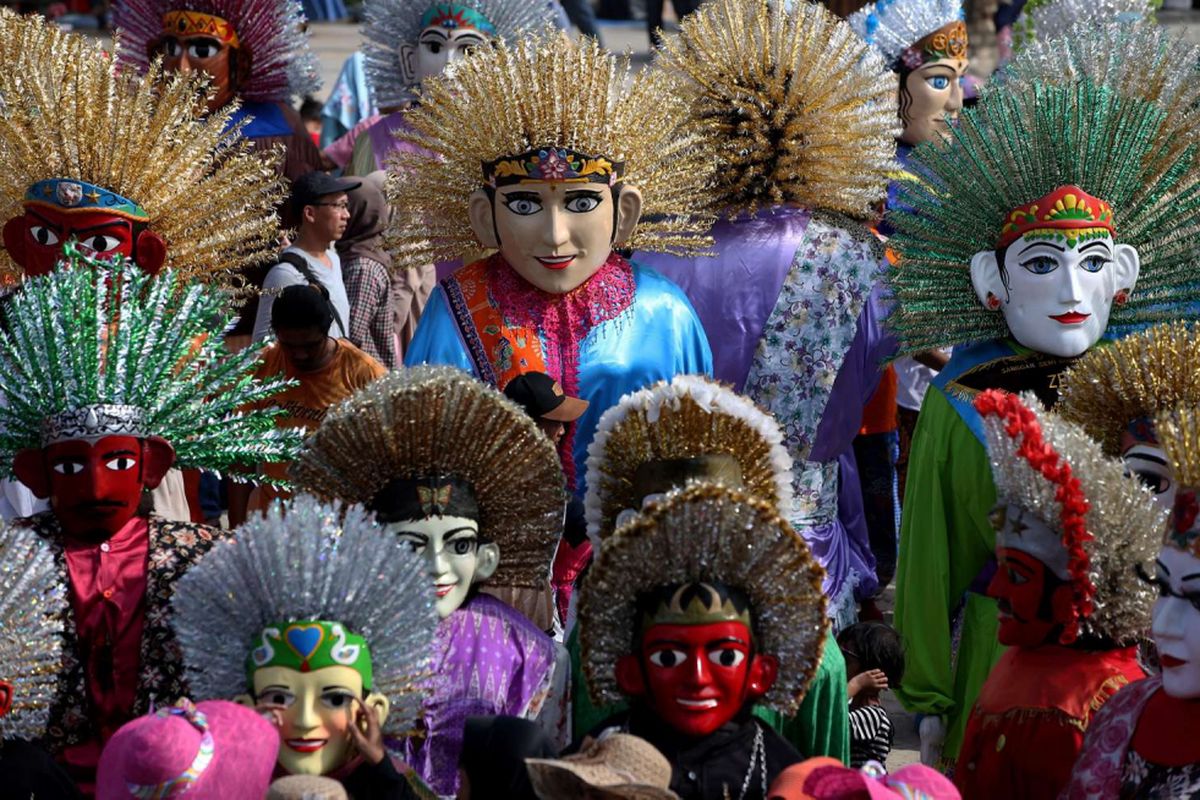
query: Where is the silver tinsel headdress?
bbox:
[172,495,439,736]
[584,375,794,545]
[580,483,828,713]
[1011,0,1154,53]
[0,248,301,481]
[112,0,320,103]
[362,0,553,110]
[976,390,1165,645]
[885,76,1200,355]
[848,0,964,67]
[0,525,65,742]
[290,366,564,588]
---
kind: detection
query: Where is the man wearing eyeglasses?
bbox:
[252,171,360,342]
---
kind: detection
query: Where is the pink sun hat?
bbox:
[770,759,960,800]
[96,699,279,800]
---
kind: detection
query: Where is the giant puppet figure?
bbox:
[0,11,280,280]
[634,0,899,623]
[395,34,715,491]
[953,391,1163,798]
[291,366,563,795]
[1065,406,1200,797]
[0,252,300,789]
[579,484,827,799]
[172,495,439,796]
[112,0,327,182]
[885,28,1200,764]
[348,0,553,176]
[578,375,850,763]
[0,526,75,796]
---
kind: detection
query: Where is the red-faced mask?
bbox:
[0,679,12,717]
[2,208,166,277]
[988,547,1075,648]
[616,620,778,738]
[14,435,175,541]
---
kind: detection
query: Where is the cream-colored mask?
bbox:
[239,665,390,776]
[388,515,499,617]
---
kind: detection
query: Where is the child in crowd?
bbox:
[838,621,905,769]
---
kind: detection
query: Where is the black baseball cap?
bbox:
[504,372,589,423]
[290,171,362,212]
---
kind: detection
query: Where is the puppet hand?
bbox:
[348,696,387,765]
[918,715,945,766]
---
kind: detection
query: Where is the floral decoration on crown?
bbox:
[483,148,623,188]
[900,18,968,69]
[997,185,1115,249]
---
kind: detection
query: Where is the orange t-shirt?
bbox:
[249,338,387,511]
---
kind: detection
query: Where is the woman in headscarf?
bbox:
[337,171,398,368]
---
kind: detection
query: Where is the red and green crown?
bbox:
[997,185,1114,249]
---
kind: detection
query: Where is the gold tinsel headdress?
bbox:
[656,0,897,218]
[976,390,1165,645]
[0,11,282,282]
[885,75,1200,355]
[385,32,717,269]
[289,366,564,587]
[584,375,793,545]
[580,483,827,712]
[1058,322,1200,456]
[1154,406,1200,559]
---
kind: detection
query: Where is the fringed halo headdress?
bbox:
[171,495,439,736]
[112,0,320,103]
[0,526,66,742]
[580,483,827,712]
[385,33,717,270]
[848,0,966,70]
[885,77,1200,356]
[362,0,553,110]
[1011,0,1155,54]
[1058,322,1200,455]
[290,366,564,587]
[0,11,284,283]
[0,248,301,480]
[975,389,1166,645]
[655,0,898,218]
[1155,407,1200,560]
[584,375,794,545]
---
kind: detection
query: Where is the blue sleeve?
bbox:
[403,286,476,375]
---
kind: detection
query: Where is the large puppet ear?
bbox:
[1111,243,1140,301]
[398,42,419,87]
[613,185,643,247]
[0,680,12,717]
[365,692,390,728]
[615,653,647,697]
[134,229,167,275]
[140,436,177,490]
[2,217,27,270]
[746,653,779,700]
[969,249,1006,311]
[13,448,50,499]
[468,189,499,249]
[473,541,499,583]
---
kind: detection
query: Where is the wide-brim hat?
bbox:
[526,734,679,800]
[96,700,278,800]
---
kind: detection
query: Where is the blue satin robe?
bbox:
[405,263,714,493]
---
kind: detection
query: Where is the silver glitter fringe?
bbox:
[0,525,66,742]
[579,483,828,714]
[1011,0,1154,53]
[980,393,1165,645]
[171,495,440,736]
[0,248,303,483]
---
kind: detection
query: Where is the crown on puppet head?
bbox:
[483,148,624,188]
[1156,406,1200,559]
[172,496,439,736]
[0,11,283,283]
[976,389,1166,645]
[848,0,966,68]
[997,186,1115,249]
[0,247,301,479]
[112,0,320,103]
[639,582,754,633]
[420,3,497,34]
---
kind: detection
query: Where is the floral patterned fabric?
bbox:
[22,513,229,754]
[1063,675,1160,799]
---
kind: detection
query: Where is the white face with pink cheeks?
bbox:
[1148,544,1200,699]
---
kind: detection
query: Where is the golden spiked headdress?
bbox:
[386,32,717,269]
[656,0,898,218]
[1155,406,1200,560]
[1058,322,1200,455]
[580,484,827,712]
[976,390,1166,645]
[290,366,565,587]
[584,375,793,544]
[886,73,1200,355]
[0,12,282,282]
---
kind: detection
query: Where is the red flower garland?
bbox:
[974,389,1096,644]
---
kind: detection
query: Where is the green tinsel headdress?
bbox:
[0,246,302,480]
[886,76,1200,355]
